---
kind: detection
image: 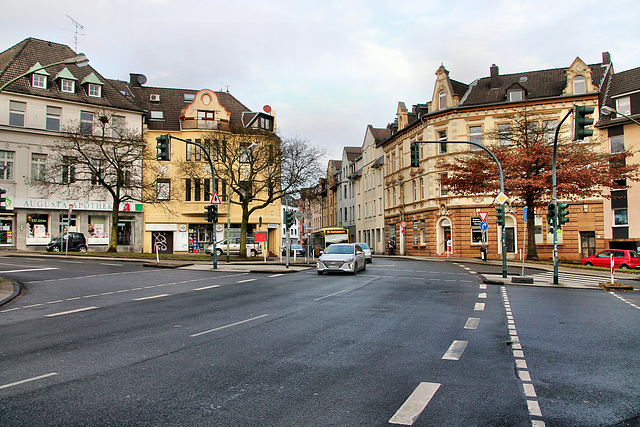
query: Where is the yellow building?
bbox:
[112,75,281,255]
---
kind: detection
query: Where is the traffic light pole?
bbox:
[165,135,218,269]
[413,140,507,278]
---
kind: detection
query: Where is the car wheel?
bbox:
[52,246,60,252]
[317,270,323,275]
[78,246,87,253]
[584,261,593,266]
[251,250,257,257]
[216,249,223,257]
[619,264,629,269]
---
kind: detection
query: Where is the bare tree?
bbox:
[30,110,155,252]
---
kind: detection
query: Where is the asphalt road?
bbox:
[0,257,638,426]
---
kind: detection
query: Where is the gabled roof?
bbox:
[0,38,143,113]
[343,146,361,162]
[369,126,391,142]
[597,66,640,128]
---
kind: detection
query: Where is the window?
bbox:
[9,101,26,127]
[614,208,628,226]
[413,179,417,202]
[420,177,425,200]
[46,106,61,131]
[471,225,483,244]
[32,74,46,89]
[90,160,103,186]
[61,79,75,93]
[438,130,447,154]
[184,93,195,102]
[616,97,631,116]
[240,143,252,163]
[469,125,483,149]
[413,221,419,245]
[198,110,214,120]
[420,220,426,244]
[543,120,557,143]
[610,135,624,154]
[87,83,102,97]
[80,111,93,135]
[508,89,523,102]
[156,179,170,200]
[31,154,46,181]
[439,172,448,196]
[439,90,447,110]
[62,156,76,184]
[0,151,15,180]
[498,124,511,147]
[194,179,202,201]
[111,115,125,138]
[573,76,586,94]
[150,111,164,120]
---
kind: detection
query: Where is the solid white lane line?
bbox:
[60,261,82,264]
[464,318,480,330]
[314,290,348,301]
[194,284,221,291]
[0,372,58,390]
[46,306,97,317]
[0,267,58,273]
[442,340,468,361]
[133,294,170,301]
[389,382,441,425]
[190,314,269,338]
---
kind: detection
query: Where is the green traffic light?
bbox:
[574,105,594,141]
[410,142,420,167]
[156,134,171,161]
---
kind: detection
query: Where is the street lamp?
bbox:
[601,105,640,126]
[0,54,89,92]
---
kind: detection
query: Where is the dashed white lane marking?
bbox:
[268,274,285,278]
[479,284,487,289]
[237,279,256,283]
[0,372,58,390]
[464,317,480,330]
[474,302,485,311]
[609,291,640,309]
[501,286,545,426]
[132,294,170,301]
[194,284,221,291]
[99,263,123,266]
[314,290,348,301]
[442,340,469,361]
[46,306,97,317]
[478,292,487,299]
[388,382,441,425]
[190,314,269,338]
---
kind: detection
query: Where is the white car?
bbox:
[317,243,366,275]
[353,242,372,263]
[206,237,261,257]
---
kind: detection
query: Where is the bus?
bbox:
[309,227,349,256]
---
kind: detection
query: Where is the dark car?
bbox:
[47,232,88,252]
[282,244,305,257]
[581,249,640,269]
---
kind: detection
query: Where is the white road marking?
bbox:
[474,302,485,311]
[464,318,480,330]
[0,372,58,390]
[478,292,487,299]
[268,274,285,278]
[133,294,170,301]
[60,260,82,264]
[479,284,487,289]
[314,290,348,301]
[237,279,256,283]
[442,340,468,361]
[389,382,441,425]
[99,263,123,266]
[190,314,269,337]
[194,284,221,291]
[46,306,97,317]
[0,267,58,273]
[527,400,542,417]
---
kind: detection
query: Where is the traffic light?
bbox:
[156,134,171,161]
[410,142,420,167]
[285,211,294,228]
[494,205,506,227]
[204,205,219,223]
[547,203,556,226]
[557,203,569,227]
[573,105,594,141]
[0,188,6,212]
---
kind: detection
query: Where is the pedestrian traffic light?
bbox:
[557,203,569,227]
[494,205,506,227]
[0,188,6,212]
[285,211,294,228]
[156,134,171,161]
[410,142,420,167]
[573,105,594,141]
[547,203,556,226]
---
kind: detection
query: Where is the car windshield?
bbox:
[324,245,354,255]
[356,243,370,249]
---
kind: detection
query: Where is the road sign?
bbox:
[480,222,488,231]
[496,192,508,205]
[210,190,221,205]
[523,206,528,223]
[478,211,488,222]
[401,221,406,228]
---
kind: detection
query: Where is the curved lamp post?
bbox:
[0,53,89,92]
[601,105,640,126]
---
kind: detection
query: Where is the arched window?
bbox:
[439,90,447,110]
[573,76,586,94]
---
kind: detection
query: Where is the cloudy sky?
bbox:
[2,0,639,161]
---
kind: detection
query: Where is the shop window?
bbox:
[0,218,13,245]
[117,217,134,245]
[87,215,109,245]
[26,214,50,245]
[59,214,78,233]
[471,226,483,244]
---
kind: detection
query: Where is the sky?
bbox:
[2,0,640,161]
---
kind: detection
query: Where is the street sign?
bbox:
[523,206,528,223]
[496,192,508,205]
[478,211,488,222]
[401,221,406,228]
[210,190,221,205]
[480,222,488,231]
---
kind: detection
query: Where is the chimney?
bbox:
[602,52,611,65]
[490,64,500,89]
[129,73,147,87]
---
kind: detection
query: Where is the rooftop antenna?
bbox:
[66,15,85,51]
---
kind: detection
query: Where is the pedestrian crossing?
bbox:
[529,271,606,287]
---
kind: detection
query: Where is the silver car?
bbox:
[317,243,366,275]
[353,242,372,263]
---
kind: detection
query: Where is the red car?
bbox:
[581,249,640,269]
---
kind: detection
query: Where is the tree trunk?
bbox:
[239,204,250,258]
[108,203,119,253]
[526,200,538,260]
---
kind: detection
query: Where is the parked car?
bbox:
[317,243,366,275]
[581,249,640,269]
[47,232,88,252]
[206,237,261,257]
[282,244,305,257]
[353,242,372,263]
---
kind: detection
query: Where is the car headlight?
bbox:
[343,257,354,263]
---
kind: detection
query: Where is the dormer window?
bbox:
[54,67,78,94]
[439,90,447,110]
[508,88,524,102]
[81,72,104,98]
[615,97,631,116]
[573,76,586,94]
[198,110,214,120]
[28,63,49,89]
